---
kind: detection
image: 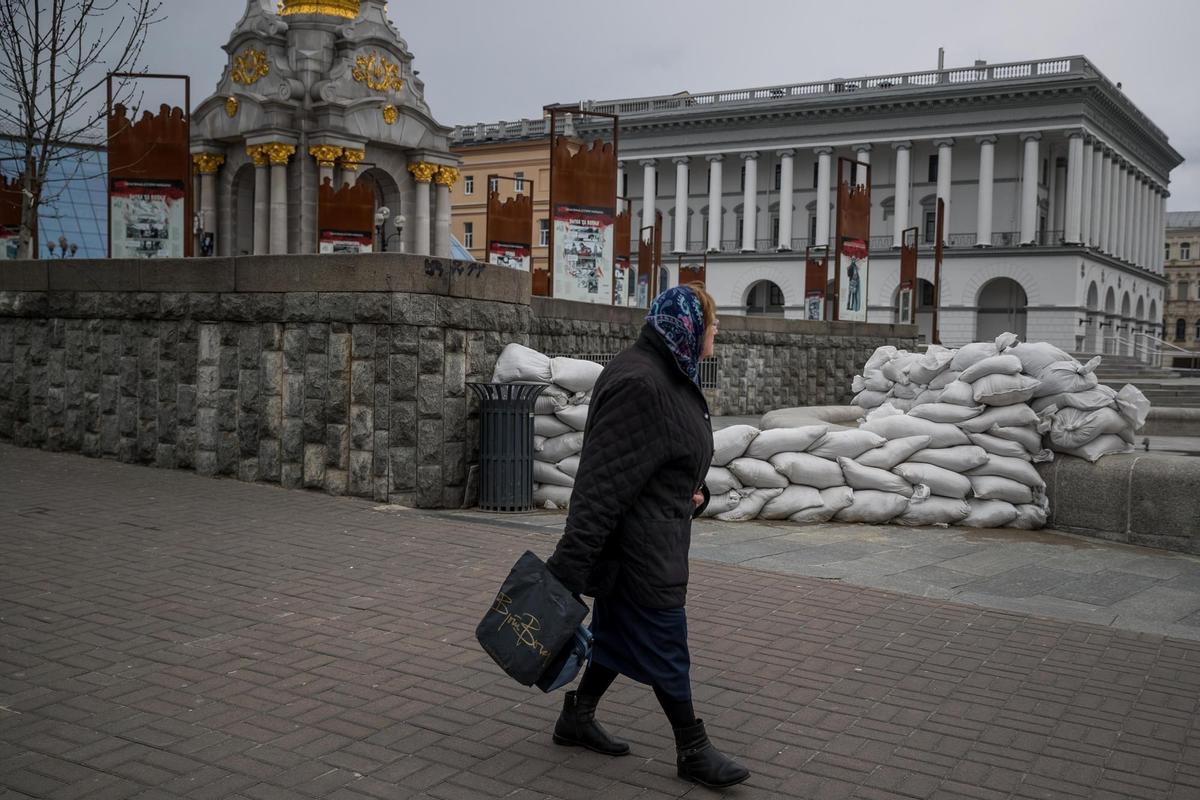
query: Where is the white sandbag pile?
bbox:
[852,333,1150,464]
[492,344,603,509]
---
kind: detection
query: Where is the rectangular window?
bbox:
[1180,282,1189,301]
[809,215,818,242]
[464,175,474,195]
[1165,243,1172,261]
[538,219,549,246]
[1182,242,1192,260]
[850,162,859,186]
[812,161,819,189]
[771,215,780,243]
[488,176,498,193]
[740,165,746,191]
[924,210,937,244]
[514,171,525,192]
[927,155,938,183]
[1041,158,1049,186]
[774,163,782,191]
[463,221,474,249]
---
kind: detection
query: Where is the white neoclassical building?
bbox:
[457,56,1183,355]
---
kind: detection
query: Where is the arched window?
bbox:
[745,280,785,316]
[1176,318,1187,341]
[1195,319,1200,342]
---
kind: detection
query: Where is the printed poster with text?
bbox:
[319,230,373,254]
[110,179,185,259]
[552,203,613,304]
[838,237,869,322]
[488,241,531,271]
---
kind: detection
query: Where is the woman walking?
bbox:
[546,285,750,789]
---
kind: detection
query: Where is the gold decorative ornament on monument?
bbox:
[408,162,438,183]
[192,153,225,174]
[340,149,366,171]
[434,167,460,187]
[262,143,296,165]
[230,48,270,86]
[225,96,239,118]
[278,0,360,18]
[309,144,344,168]
[352,51,404,92]
[382,104,398,125]
[246,144,270,167]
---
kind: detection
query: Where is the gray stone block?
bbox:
[390,401,416,448]
[349,450,372,497]
[390,446,417,491]
[281,418,304,463]
[303,443,326,488]
[389,355,417,401]
[326,423,349,469]
[284,292,318,322]
[417,376,444,420]
[350,405,373,450]
[350,360,373,405]
[416,464,443,508]
[418,419,442,466]
[392,293,437,327]
[1129,455,1200,550]
[324,468,348,496]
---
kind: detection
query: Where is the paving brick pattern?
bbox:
[2,444,1200,799]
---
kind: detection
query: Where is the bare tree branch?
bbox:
[1,0,164,258]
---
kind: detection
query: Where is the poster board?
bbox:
[897,226,919,325]
[486,177,534,271]
[833,157,872,322]
[804,246,827,321]
[0,174,22,260]
[613,204,632,305]
[318,178,375,253]
[547,107,618,303]
[107,84,191,258]
[110,179,186,258]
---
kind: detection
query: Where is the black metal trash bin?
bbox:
[468,382,548,512]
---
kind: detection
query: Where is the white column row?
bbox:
[644,133,1167,268]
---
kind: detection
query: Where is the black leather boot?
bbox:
[674,719,750,788]
[553,691,630,756]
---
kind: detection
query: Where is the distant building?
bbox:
[0,136,107,259]
[1165,211,1200,367]
[456,55,1184,356]
[449,124,550,266]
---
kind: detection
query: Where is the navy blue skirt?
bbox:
[590,588,691,701]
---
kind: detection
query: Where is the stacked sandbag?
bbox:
[493,344,603,509]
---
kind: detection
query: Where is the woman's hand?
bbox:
[692,491,705,508]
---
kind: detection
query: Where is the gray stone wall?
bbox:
[530,297,919,415]
[1,255,918,506]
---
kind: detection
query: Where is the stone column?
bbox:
[1134,176,1146,267]
[1115,164,1128,261]
[263,144,294,255]
[672,157,689,253]
[309,145,342,190]
[340,149,365,188]
[852,143,871,179]
[975,136,996,248]
[891,141,911,247]
[408,161,437,256]
[1064,131,1084,245]
[192,153,225,256]
[740,152,758,252]
[247,145,270,256]
[1155,189,1166,272]
[706,155,723,251]
[1143,181,1155,269]
[1090,144,1105,247]
[1103,153,1117,255]
[1020,133,1041,245]
[616,162,625,210]
[640,159,657,234]
[1080,137,1094,246]
[434,166,459,258]
[776,149,794,250]
[935,139,954,244]
[814,147,832,247]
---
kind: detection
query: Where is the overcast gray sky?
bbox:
[140,0,1200,209]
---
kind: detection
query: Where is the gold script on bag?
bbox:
[490,593,552,659]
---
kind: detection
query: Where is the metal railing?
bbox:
[579,57,1088,117]
[548,352,719,390]
[1131,331,1200,369]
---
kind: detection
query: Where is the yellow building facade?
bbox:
[449,134,550,266]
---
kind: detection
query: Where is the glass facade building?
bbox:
[1,138,108,258]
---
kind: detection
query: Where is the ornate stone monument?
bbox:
[189,0,459,256]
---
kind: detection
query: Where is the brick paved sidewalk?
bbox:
[2,445,1200,799]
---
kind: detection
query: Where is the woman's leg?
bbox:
[577,662,618,700]
[653,684,696,728]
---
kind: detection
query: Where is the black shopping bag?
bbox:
[476,551,589,686]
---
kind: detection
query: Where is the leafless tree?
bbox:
[0,0,164,258]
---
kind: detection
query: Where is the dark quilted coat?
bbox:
[546,324,713,610]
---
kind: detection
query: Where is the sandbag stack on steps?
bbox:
[492,344,602,510]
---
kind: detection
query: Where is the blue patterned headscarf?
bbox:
[646,286,706,385]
